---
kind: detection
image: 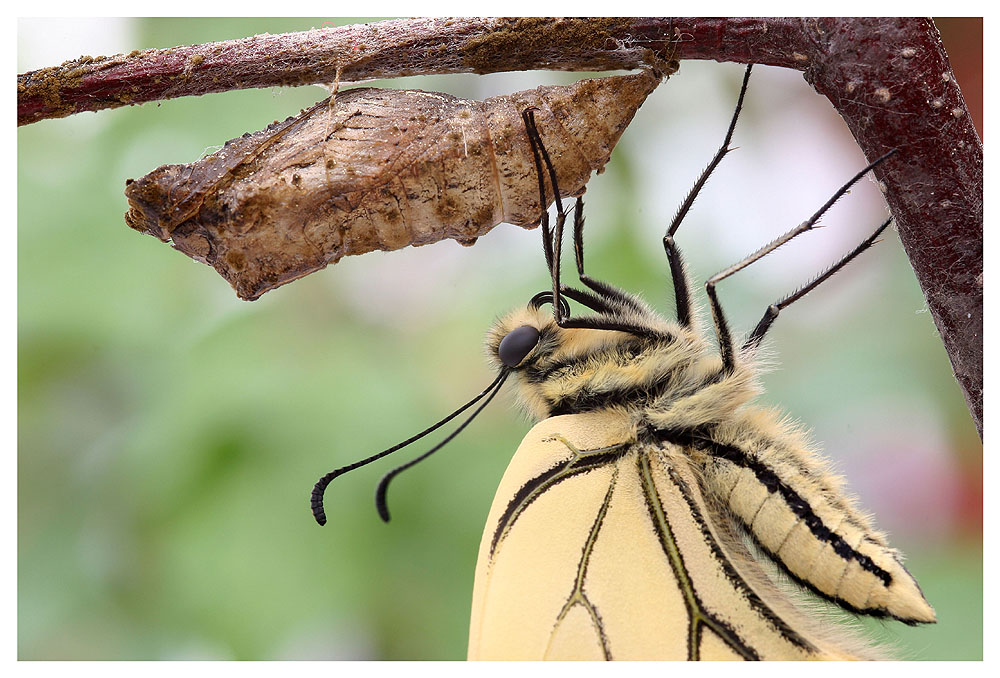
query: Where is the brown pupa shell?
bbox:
[124,69,661,300]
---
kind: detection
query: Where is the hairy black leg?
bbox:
[664,64,753,327]
[524,109,660,338]
[522,108,555,275]
[557,316,666,340]
[532,286,670,340]
[522,108,568,322]
[571,197,645,313]
[559,285,615,315]
[707,150,897,372]
[744,217,894,350]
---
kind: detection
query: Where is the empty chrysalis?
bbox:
[124,70,661,300]
[312,65,935,660]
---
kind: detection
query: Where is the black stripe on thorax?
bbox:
[655,428,893,588]
[548,385,656,417]
[546,366,717,417]
[523,338,649,386]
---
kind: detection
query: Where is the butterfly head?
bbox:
[486,292,646,421]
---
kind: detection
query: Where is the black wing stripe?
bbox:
[548,466,618,660]
[489,445,627,557]
[663,457,814,652]
[636,453,759,661]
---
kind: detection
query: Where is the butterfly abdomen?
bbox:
[672,412,936,625]
[547,322,935,625]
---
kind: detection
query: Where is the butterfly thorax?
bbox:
[487,303,761,430]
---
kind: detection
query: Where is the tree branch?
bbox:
[17,17,675,126]
[17,17,982,435]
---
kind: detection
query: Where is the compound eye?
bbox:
[498,325,540,368]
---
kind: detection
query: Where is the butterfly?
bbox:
[313,64,935,660]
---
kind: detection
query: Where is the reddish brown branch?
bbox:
[17,18,677,126]
[787,19,982,438]
[17,17,982,435]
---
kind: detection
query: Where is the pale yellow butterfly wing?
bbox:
[468,411,635,660]
[468,411,872,660]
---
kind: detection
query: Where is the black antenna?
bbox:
[375,370,509,522]
[311,370,509,525]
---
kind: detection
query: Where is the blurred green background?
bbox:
[18,18,982,660]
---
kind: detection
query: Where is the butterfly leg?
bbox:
[522,107,570,323]
[523,109,641,317]
[532,286,664,339]
[522,109,667,340]
[529,286,618,317]
[706,150,897,371]
[742,217,894,351]
[663,64,752,328]
[568,196,649,314]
